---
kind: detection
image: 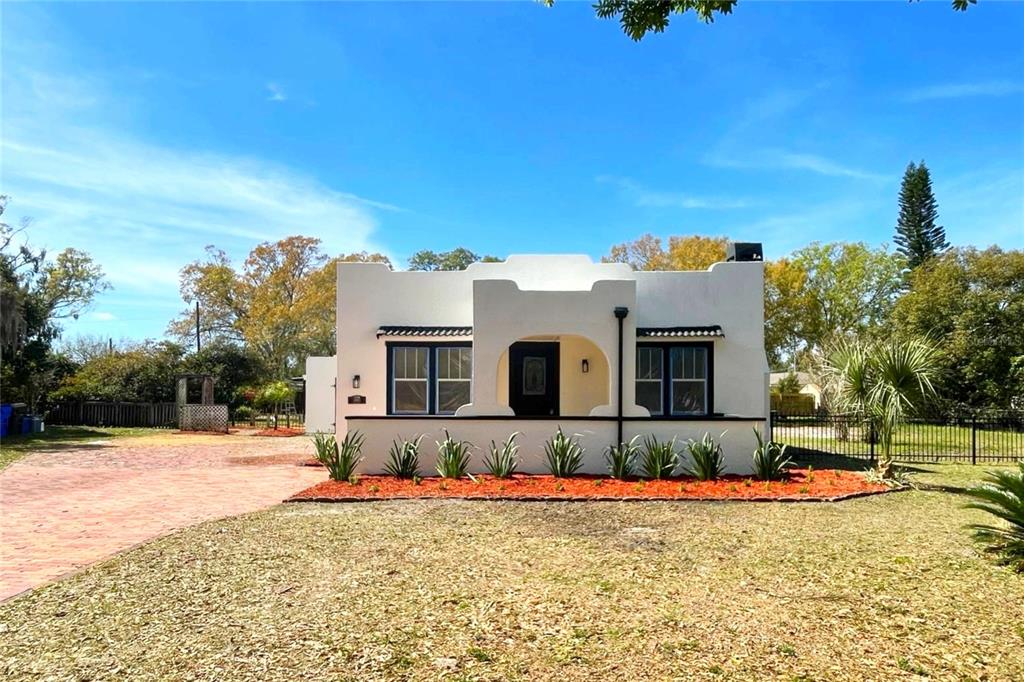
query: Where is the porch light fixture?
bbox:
[581,359,590,374]
[352,374,360,389]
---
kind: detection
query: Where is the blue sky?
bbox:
[2,1,1022,342]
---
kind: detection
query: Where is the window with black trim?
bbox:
[635,343,712,416]
[388,343,472,415]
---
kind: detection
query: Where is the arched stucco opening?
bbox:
[495,334,610,417]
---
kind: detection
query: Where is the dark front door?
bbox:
[509,342,559,416]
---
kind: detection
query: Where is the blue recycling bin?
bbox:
[0,404,11,438]
[21,415,33,435]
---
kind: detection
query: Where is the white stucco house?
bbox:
[305,243,770,474]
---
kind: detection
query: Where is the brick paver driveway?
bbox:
[0,432,326,601]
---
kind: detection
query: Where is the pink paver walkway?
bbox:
[0,433,326,601]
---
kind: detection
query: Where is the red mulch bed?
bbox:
[253,427,305,437]
[288,469,889,503]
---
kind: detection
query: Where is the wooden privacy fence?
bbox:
[48,402,178,429]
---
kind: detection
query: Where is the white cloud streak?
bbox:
[597,175,749,210]
[708,149,889,181]
[266,82,287,102]
[904,81,1024,102]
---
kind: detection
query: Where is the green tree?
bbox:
[894,161,949,270]
[892,247,1024,409]
[169,238,383,377]
[0,197,110,410]
[53,341,186,403]
[543,0,976,41]
[793,242,906,355]
[820,337,940,479]
[408,247,500,271]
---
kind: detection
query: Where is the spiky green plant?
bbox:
[435,429,473,479]
[752,427,793,481]
[544,427,584,477]
[820,337,939,479]
[685,432,725,481]
[384,435,423,479]
[605,436,640,480]
[312,431,364,482]
[963,462,1024,573]
[484,432,520,479]
[640,436,679,480]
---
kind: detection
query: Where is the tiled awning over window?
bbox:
[376,325,473,338]
[636,325,724,338]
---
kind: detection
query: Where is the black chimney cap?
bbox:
[726,242,763,262]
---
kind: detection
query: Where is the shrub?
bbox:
[313,431,364,482]
[685,432,725,481]
[606,436,640,480]
[963,461,1024,573]
[640,436,679,480]
[484,432,520,479]
[385,435,423,479]
[752,428,793,481]
[544,427,584,477]
[232,405,255,422]
[435,429,473,479]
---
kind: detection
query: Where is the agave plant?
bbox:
[606,436,640,480]
[384,435,423,479]
[963,462,1024,573]
[819,337,939,479]
[435,429,473,479]
[640,436,679,480]
[685,432,725,481]
[312,430,364,482]
[484,432,520,479]
[544,427,584,477]
[752,427,793,481]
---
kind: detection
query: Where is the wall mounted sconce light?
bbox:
[581,359,590,374]
[352,374,361,389]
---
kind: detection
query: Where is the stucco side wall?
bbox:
[346,418,764,475]
[634,261,768,418]
[304,356,337,434]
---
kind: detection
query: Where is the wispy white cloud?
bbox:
[0,27,397,339]
[706,148,889,182]
[266,81,287,102]
[596,175,749,210]
[904,80,1024,102]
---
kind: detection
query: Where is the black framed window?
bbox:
[387,342,472,415]
[635,342,713,416]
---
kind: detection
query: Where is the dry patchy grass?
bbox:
[2,466,1023,680]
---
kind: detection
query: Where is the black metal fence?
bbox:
[771,410,1024,464]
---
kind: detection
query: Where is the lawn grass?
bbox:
[1,464,1022,680]
[0,425,165,469]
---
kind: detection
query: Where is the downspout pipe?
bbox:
[613,306,629,448]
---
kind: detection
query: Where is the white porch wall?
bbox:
[346,417,766,475]
[304,356,336,434]
[457,279,639,417]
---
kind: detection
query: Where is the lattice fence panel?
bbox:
[179,404,229,433]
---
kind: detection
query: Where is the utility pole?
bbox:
[108,338,113,355]
[195,301,201,353]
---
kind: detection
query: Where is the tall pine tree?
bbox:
[894,161,949,269]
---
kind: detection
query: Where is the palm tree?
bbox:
[820,337,940,478]
[964,462,1024,572]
